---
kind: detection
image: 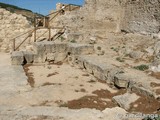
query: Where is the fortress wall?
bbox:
[0,8,32,52]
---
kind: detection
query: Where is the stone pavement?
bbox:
[0,53,28,104]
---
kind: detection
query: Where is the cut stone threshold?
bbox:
[11,41,160,100]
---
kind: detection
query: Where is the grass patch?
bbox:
[133,64,149,71]
[143,116,160,120]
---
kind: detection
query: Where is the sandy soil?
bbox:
[23,63,118,108]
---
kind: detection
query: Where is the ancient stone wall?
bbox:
[51,0,160,36]
[120,0,160,33]
[0,8,32,52]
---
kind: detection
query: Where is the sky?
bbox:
[0,0,84,15]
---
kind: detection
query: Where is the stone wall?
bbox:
[50,0,160,36]
[120,0,160,33]
[0,8,32,52]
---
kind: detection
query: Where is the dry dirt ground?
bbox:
[23,62,160,115]
[1,32,160,119]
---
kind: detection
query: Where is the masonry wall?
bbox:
[120,0,160,33]
[0,8,32,52]
[51,0,160,35]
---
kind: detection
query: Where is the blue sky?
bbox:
[0,0,84,15]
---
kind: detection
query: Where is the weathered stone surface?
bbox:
[102,107,128,120]
[46,53,55,61]
[11,51,24,65]
[131,85,155,98]
[145,47,154,56]
[129,51,144,59]
[44,41,56,53]
[54,52,67,63]
[0,8,32,52]
[113,93,140,110]
[23,51,35,63]
[33,42,46,63]
[77,55,124,82]
[154,41,160,55]
[121,0,160,33]
[114,74,131,88]
[67,43,94,55]
[55,42,68,53]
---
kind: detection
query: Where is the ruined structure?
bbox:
[52,0,160,35]
[0,8,32,52]
[120,0,160,33]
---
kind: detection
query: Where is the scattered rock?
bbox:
[129,51,144,59]
[145,47,154,56]
[89,36,97,44]
[113,93,140,110]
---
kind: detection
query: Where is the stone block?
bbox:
[11,51,24,65]
[114,74,131,88]
[84,60,94,74]
[23,51,35,63]
[33,42,46,63]
[113,93,140,110]
[129,51,144,59]
[34,53,46,63]
[67,43,94,55]
[46,53,55,61]
[44,41,56,53]
[107,68,124,83]
[75,56,86,69]
[54,52,67,63]
[55,42,67,53]
[33,42,45,54]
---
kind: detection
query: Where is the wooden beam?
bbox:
[34,15,36,42]
[13,39,15,51]
[49,28,51,41]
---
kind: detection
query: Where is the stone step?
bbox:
[11,41,94,64]
[75,55,123,82]
[74,55,160,99]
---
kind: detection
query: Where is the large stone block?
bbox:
[54,52,67,63]
[34,53,46,63]
[46,53,55,61]
[55,42,67,53]
[11,51,24,65]
[33,42,46,54]
[67,43,94,55]
[33,42,46,63]
[114,73,132,88]
[23,51,35,63]
[44,41,56,53]
[113,93,140,110]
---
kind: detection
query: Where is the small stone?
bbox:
[129,51,144,59]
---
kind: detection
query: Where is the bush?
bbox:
[133,64,149,71]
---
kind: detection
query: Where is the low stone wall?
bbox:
[0,8,32,52]
[11,41,94,65]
